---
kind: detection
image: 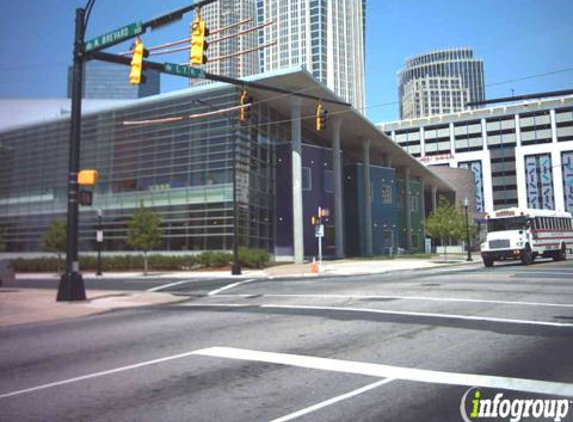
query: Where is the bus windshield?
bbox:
[487,216,530,232]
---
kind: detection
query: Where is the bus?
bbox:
[480,208,573,267]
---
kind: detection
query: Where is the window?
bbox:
[410,195,419,212]
[381,185,392,204]
[302,167,312,191]
[323,170,333,193]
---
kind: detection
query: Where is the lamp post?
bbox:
[96,209,103,276]
[193,98,241,275]
[463,197,473,262]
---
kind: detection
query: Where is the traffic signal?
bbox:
[315,103,328,131]
[129,38,149,85]
[190,15,209,65]
[79,189,93,206]
[239,89,253,122]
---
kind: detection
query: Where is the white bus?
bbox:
[480,208,573,267]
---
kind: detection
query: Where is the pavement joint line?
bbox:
[194,347,573,397]
[175,302,573,328]
[146,279,202,292]
[260,304,573,328]
[212,294,573,309]
[265,378,395,422]
[208,278,256,296]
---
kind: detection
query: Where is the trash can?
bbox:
[0,259,15,285]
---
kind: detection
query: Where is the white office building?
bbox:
[398,48,485,119]
[379,94,573,214]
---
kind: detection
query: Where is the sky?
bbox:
[0,0,572,123]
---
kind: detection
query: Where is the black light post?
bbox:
[96,209,103,276]
[193,99,241,275]
[57,5,91,301]
[464,197,473,262]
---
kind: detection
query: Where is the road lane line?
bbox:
[261,304,573,328]
[0,349,208,399]
[213,294,573,309]
[266,378,395,422]
[146,279,199,292]
[208,279,256,296]
[195,347,573,397]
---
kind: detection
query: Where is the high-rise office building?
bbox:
[194,0,259,82]
[195,0,366,110]
[258,0,366,110]
[398,48,485,119]
[67,61,160,99]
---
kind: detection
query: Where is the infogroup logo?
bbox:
[460,388,571,422]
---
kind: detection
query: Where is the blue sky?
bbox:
[0,0,572,123]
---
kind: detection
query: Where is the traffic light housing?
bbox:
[129,38,148,85]
[315,103,328,131]
[239,89,253,122]
[190,16,209,65]
[79,189,93,206]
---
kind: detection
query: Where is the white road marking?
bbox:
[212,293,573,309]
[266,378,395,422]
[207,279,256,296]
[261,304,573,328]
[195,347,573,397]
[146,279,199,292]
[0,349,209,399]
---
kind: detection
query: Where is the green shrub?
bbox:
[239,248,269,268]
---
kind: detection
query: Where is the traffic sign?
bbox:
[164,63,206,79]
[85,21,144,52]
[315,224,324,238]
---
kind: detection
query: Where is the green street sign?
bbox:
[85,21,143,52]
[164,63,206,79]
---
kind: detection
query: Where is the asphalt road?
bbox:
[2,260,573,422]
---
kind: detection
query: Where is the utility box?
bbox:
[0,259,15,285]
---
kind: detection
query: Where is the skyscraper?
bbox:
[192,0,259,82]
[258,0,366,110]
[194,0,366,111]
[398,48,485,119]
[67,61,160,99]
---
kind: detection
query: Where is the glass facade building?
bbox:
[398,48,485,119]
[67,61,160,99]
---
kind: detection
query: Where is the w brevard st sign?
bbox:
[85,21,143,53]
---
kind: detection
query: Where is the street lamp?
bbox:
[463,197,473,262]
[193,99,241,275]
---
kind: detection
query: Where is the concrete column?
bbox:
[405,168,412,253]
[332,118,344,258]
[362,138,373,256]
[420,180,426,250]
[291,97,304,264]
[431,185,438,211]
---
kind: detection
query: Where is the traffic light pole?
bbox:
[57,7,87,301]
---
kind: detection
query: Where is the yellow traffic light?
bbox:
[129,38,148,85]
[315,103,328,131]
[77,169,98,186]
[190,16,209,65]
[239,89,253,122]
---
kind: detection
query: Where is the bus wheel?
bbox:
[554,243,567,261]
[483,257,494,267]
[521,245,533,265]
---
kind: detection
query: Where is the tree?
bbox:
[424,196,466,261]
[126,202,162,275]
[42,220,67,273]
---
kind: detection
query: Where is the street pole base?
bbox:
[57,272,87,301]
[466,257,474,262]
[231,263,242,276]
